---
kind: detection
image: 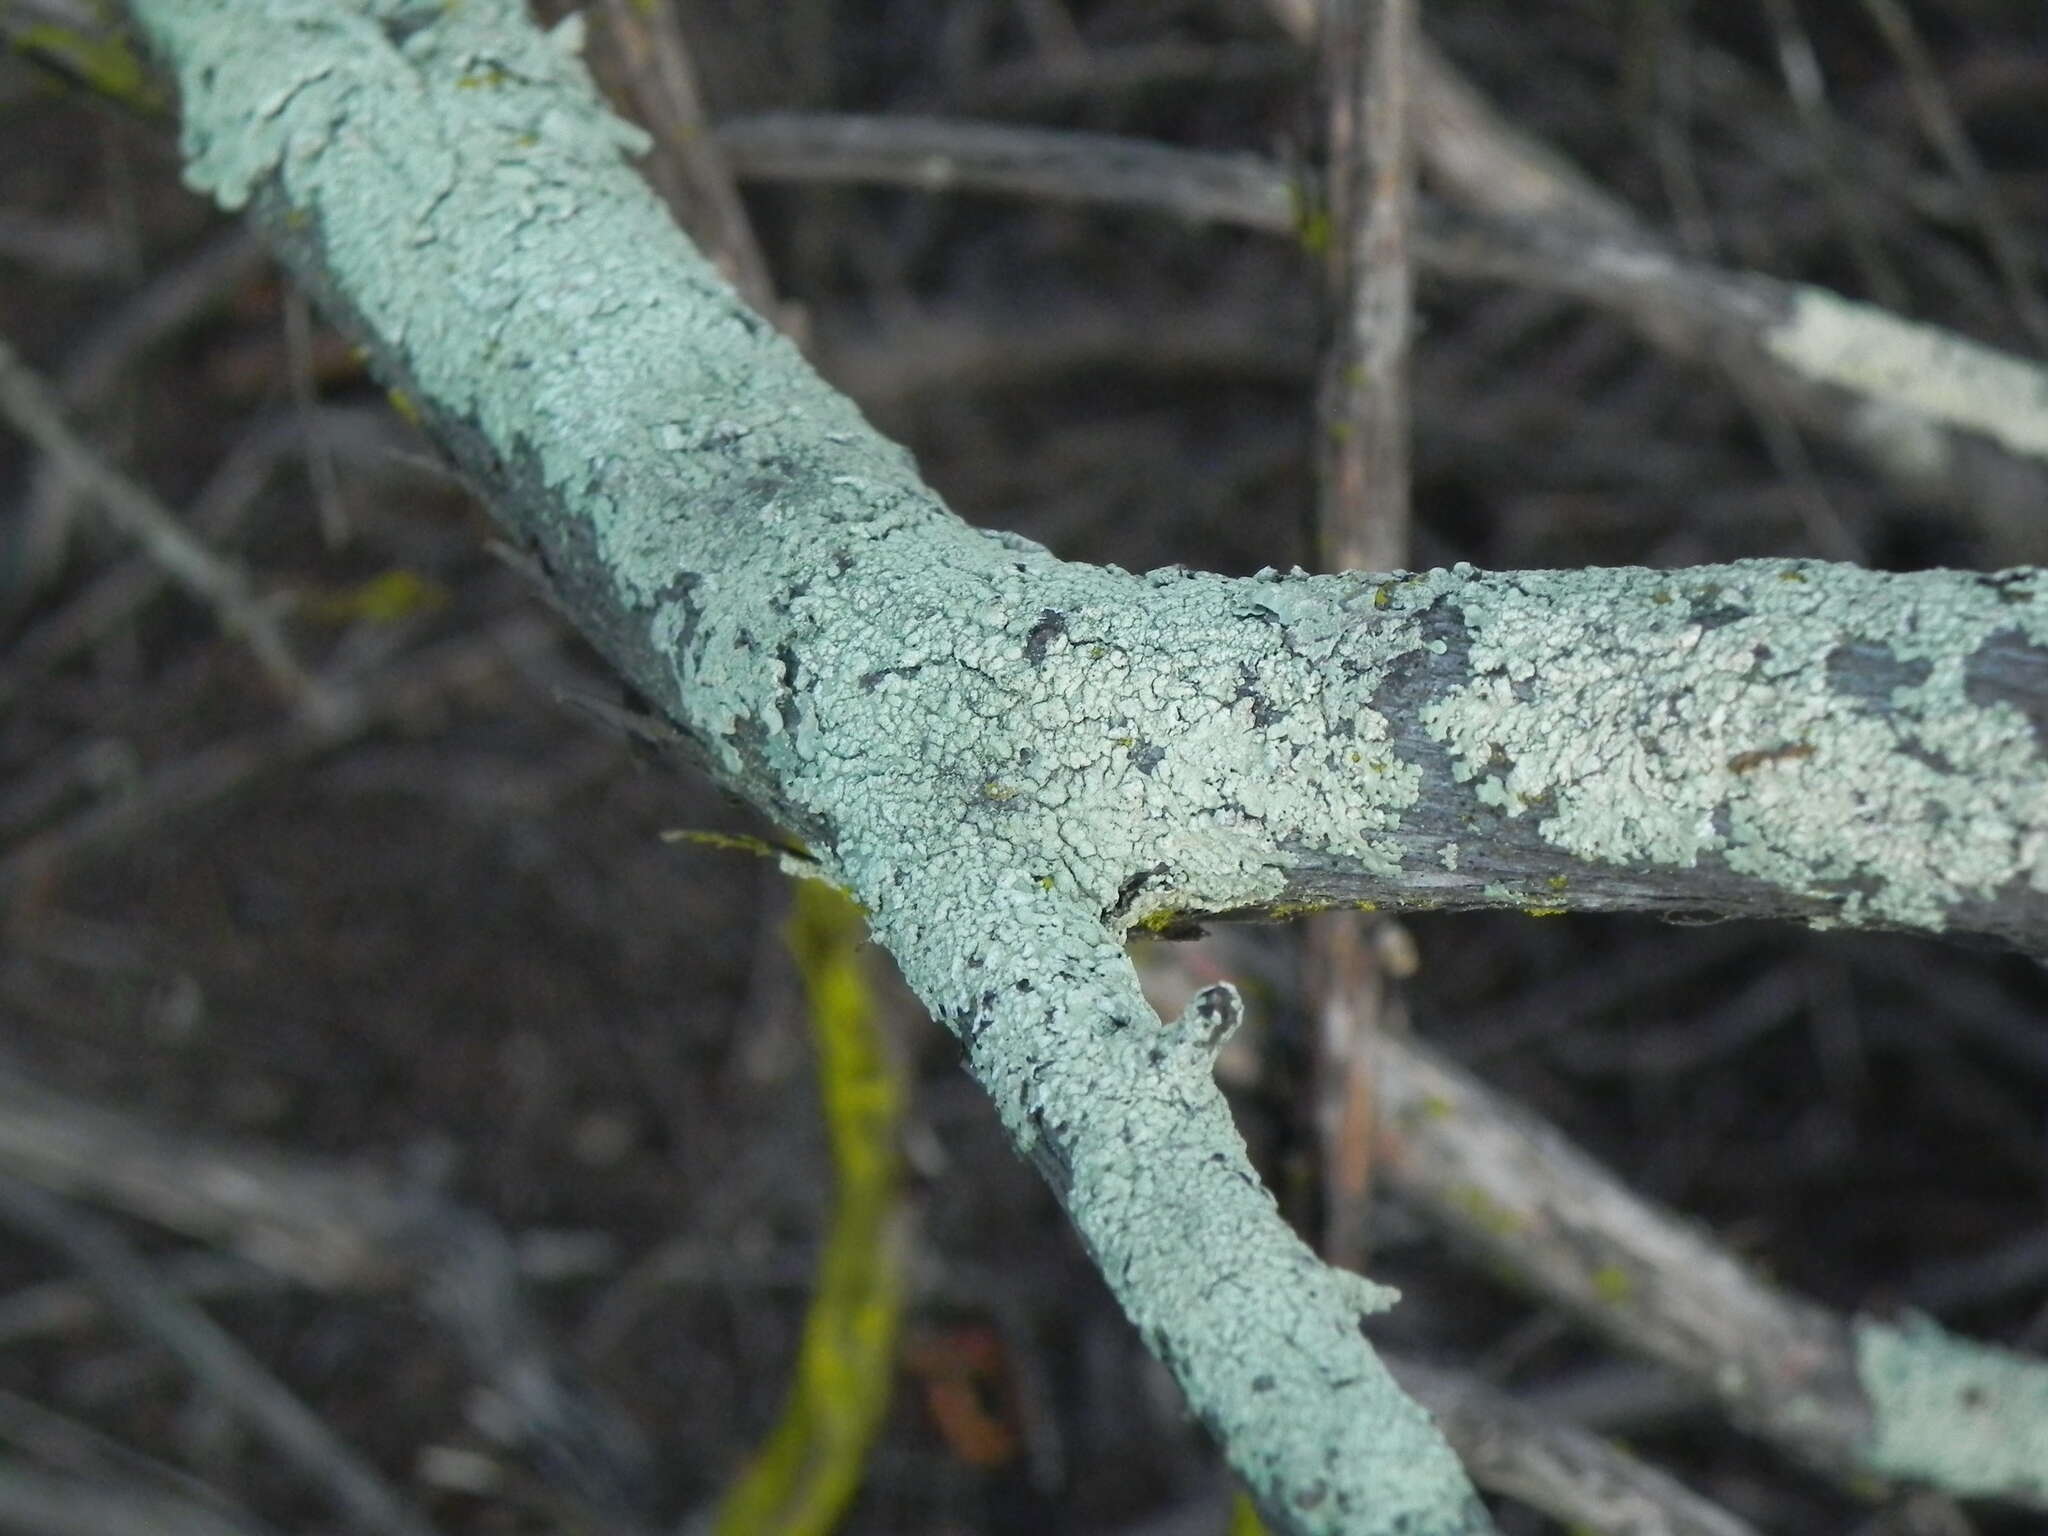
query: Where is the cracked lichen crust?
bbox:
[1419,562,2048,932]
[1855,1315,2048,1502]
[133,0,2048,952]
[877,873,1486,1535]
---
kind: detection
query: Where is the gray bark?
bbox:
[117,0,2048,1531]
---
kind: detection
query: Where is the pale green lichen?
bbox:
[127,5,1490,1530]
[1767,285,2048,461]
[1421,562,2048,929]
[1855,1314,2048,1500]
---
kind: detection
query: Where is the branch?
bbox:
[112,0,2048,1526]
[715,112,2048,557]
[1373,1032,2048,1506]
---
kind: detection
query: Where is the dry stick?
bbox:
[0,1458,279,1536]
[0,405,409,711]
[589,0,779,322]
[0,611,554,902]
[714,111,2048,556]
[1305,0,1415,1275]
[1393,34,2038,554]
[0,1174,442,1536]
[1856,0,2048,351]
[0,333,339,723]
[1387,1356,1761,1536]
[1372,1029,2048,1506]
[6,228,270,607]
[1640,4,1862,561]
[1753,0,1910,314]
[0,1065,655,1529]
[0,1383,276,1532]
[1316,0,1413,573]
[283,288,350,545]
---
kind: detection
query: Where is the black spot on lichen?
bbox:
[858,663,923,691]
[774,645,802,736]
[1964,629,2048,755]
[1826,641,1932,708]
[1107,864,1167,923]
[1023,609,1067,665]
[1131,742,1166,774]
[1235,663,1282,727]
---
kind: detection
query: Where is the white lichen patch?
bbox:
[1767,286,2048,461]
[1421,562,2048,929]
[1855,1314,2048,1500]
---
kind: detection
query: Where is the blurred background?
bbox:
[2,1,2047,1532]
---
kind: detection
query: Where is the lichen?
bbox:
[1420,562,2048,929]
[1766,285,2048,461]
[1855,1314,2048,1500]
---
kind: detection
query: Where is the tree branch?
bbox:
[112,0,2048,1527]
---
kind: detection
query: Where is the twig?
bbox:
[0,1457,278,1536]
[1389,1355,1762,1536]
[282,289,349,544]
[589,0,779,320]
[1306,0,1418,1274]
[0,612,553,902]
[0,1173,441,1536]
[6,228,269,607]
[715,111,2048,553]
[1315,0,1415,572]
[1857,0,2048,350]
[0,405,410,712]
[716,113,1294,231]
[0,331,337,722]
[1372,1029,2048,1505]
[0,1062,655,1529]
[1754,0,1910,311]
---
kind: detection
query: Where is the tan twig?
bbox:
[1304,0,1419,1271]
[1316,0,1415,572]
[0,1173,441,1536]
[589,0,779,320]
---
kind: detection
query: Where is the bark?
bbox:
[116,1,2048,1531]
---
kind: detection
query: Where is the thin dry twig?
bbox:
[1389,1355,1762,1536]
[0,1062,655,1529]
[1316,0,1415,571]
[715,110,2048,557]
[0,610,554,902]
[1857,0,2048,350]
[589,0,779,320]
[0,332,338,722]
[1754,0,1910,311]
[0,1173,441,1536]
[0,1457,278,1536]
[1305,0,1418,1275]
[1372,1029,2048,1506]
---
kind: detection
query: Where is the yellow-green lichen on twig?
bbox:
[714,881,905,1536]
